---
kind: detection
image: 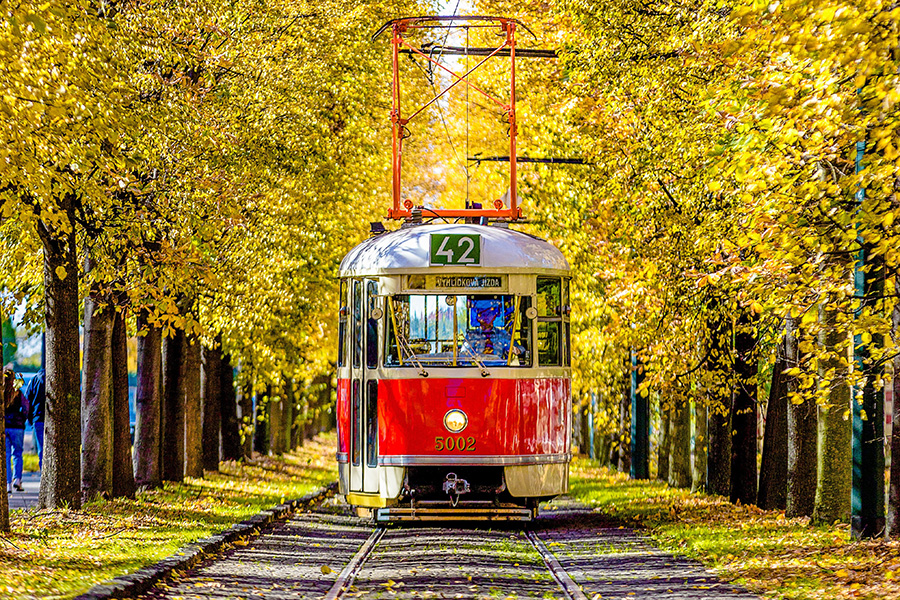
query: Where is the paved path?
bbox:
[139,496,758,600]
[7,470,39,510]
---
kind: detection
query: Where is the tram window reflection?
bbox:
[563,278,571,366]
[352,280,362,368]
[338,280,347,368]
[351,380,360,466]
[385,294,532,367]
[366,281,378,369]
[537,277,561,317]
[537,277,562,366]
[366,380,378,467]
[538,321,561,366]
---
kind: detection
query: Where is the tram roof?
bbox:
[339,223,570,277]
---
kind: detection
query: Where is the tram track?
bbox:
[323,526,385,600]
[322,514,590,600]
[139,496,759,600]
[525,529,589,600]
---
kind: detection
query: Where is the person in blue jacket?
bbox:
[22,368,44,471]
[4,369,28,492]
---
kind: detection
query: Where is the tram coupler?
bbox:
[442,472,471,500]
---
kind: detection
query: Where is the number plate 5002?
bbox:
[435,436,476,452]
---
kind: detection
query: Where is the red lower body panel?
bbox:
[337,376,570,464]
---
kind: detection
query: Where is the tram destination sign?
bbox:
[430,233,481,266]
[429,275,504,290]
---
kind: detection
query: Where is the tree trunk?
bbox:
[239,380,254,459]
[201,344,222,472]
[814,297,852,524]
[758,335,789,510]
[658,407,670,483]
[290,383,302,451]
[617,385,631,472]
[706,307,732,498]
[270,387,284,456]
[573,397,585,455]
[283,379,295,452]
[111,310,135,498]
[669,399,691,488]
[81,293,114,503]
[692,401,708,493]
[183,337,203,478]
[254,386,270,455]
[161,331,185,482]
[731,310,758,506]
[37,203,82,510]
[133,311,163,489]
[219,352,241,462]
[785,318,816,517]
[890,295,900,535]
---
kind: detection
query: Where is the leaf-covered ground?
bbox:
[568,458,900,600]
[0,433,337,599]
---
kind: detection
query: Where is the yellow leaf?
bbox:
[55,266,67,281]
[320,565,333,575]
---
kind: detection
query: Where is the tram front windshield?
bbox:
[386,294,532,367]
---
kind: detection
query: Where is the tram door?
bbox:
[350,279,380,494]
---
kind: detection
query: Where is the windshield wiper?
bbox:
[388,297,429,377]
[459,342,490,377]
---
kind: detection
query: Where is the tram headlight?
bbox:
[443,409,468,434]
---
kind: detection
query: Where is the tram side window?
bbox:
[352,280,362,368]
[366,281,378,369]
[338,280,347,368]
[537,277,562,366]
[351,380,360,466]
[366,380,378,467]
[562,278,571,366]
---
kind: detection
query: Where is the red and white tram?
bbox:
[336,223,571,521]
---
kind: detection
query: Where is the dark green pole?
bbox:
[852,137,886,539]
[630,349,649,479]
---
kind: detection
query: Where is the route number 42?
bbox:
[430,234,482,266]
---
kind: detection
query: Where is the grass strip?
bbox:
[0,433,338,599]
[566,457,900,599]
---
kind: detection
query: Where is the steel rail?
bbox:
[525,530,589,600]
[323,526,386,600]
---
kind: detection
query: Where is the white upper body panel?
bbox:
[339,223,570,277]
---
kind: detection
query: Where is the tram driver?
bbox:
[462,298,523,363]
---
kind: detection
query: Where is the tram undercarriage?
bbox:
[343,464,567,522]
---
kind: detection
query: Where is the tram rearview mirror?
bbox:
[370,307,384,320]
[525,307,538,320]
[445,296,457,306]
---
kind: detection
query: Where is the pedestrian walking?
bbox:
[22,368,44,470]
[3,369,28,493]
